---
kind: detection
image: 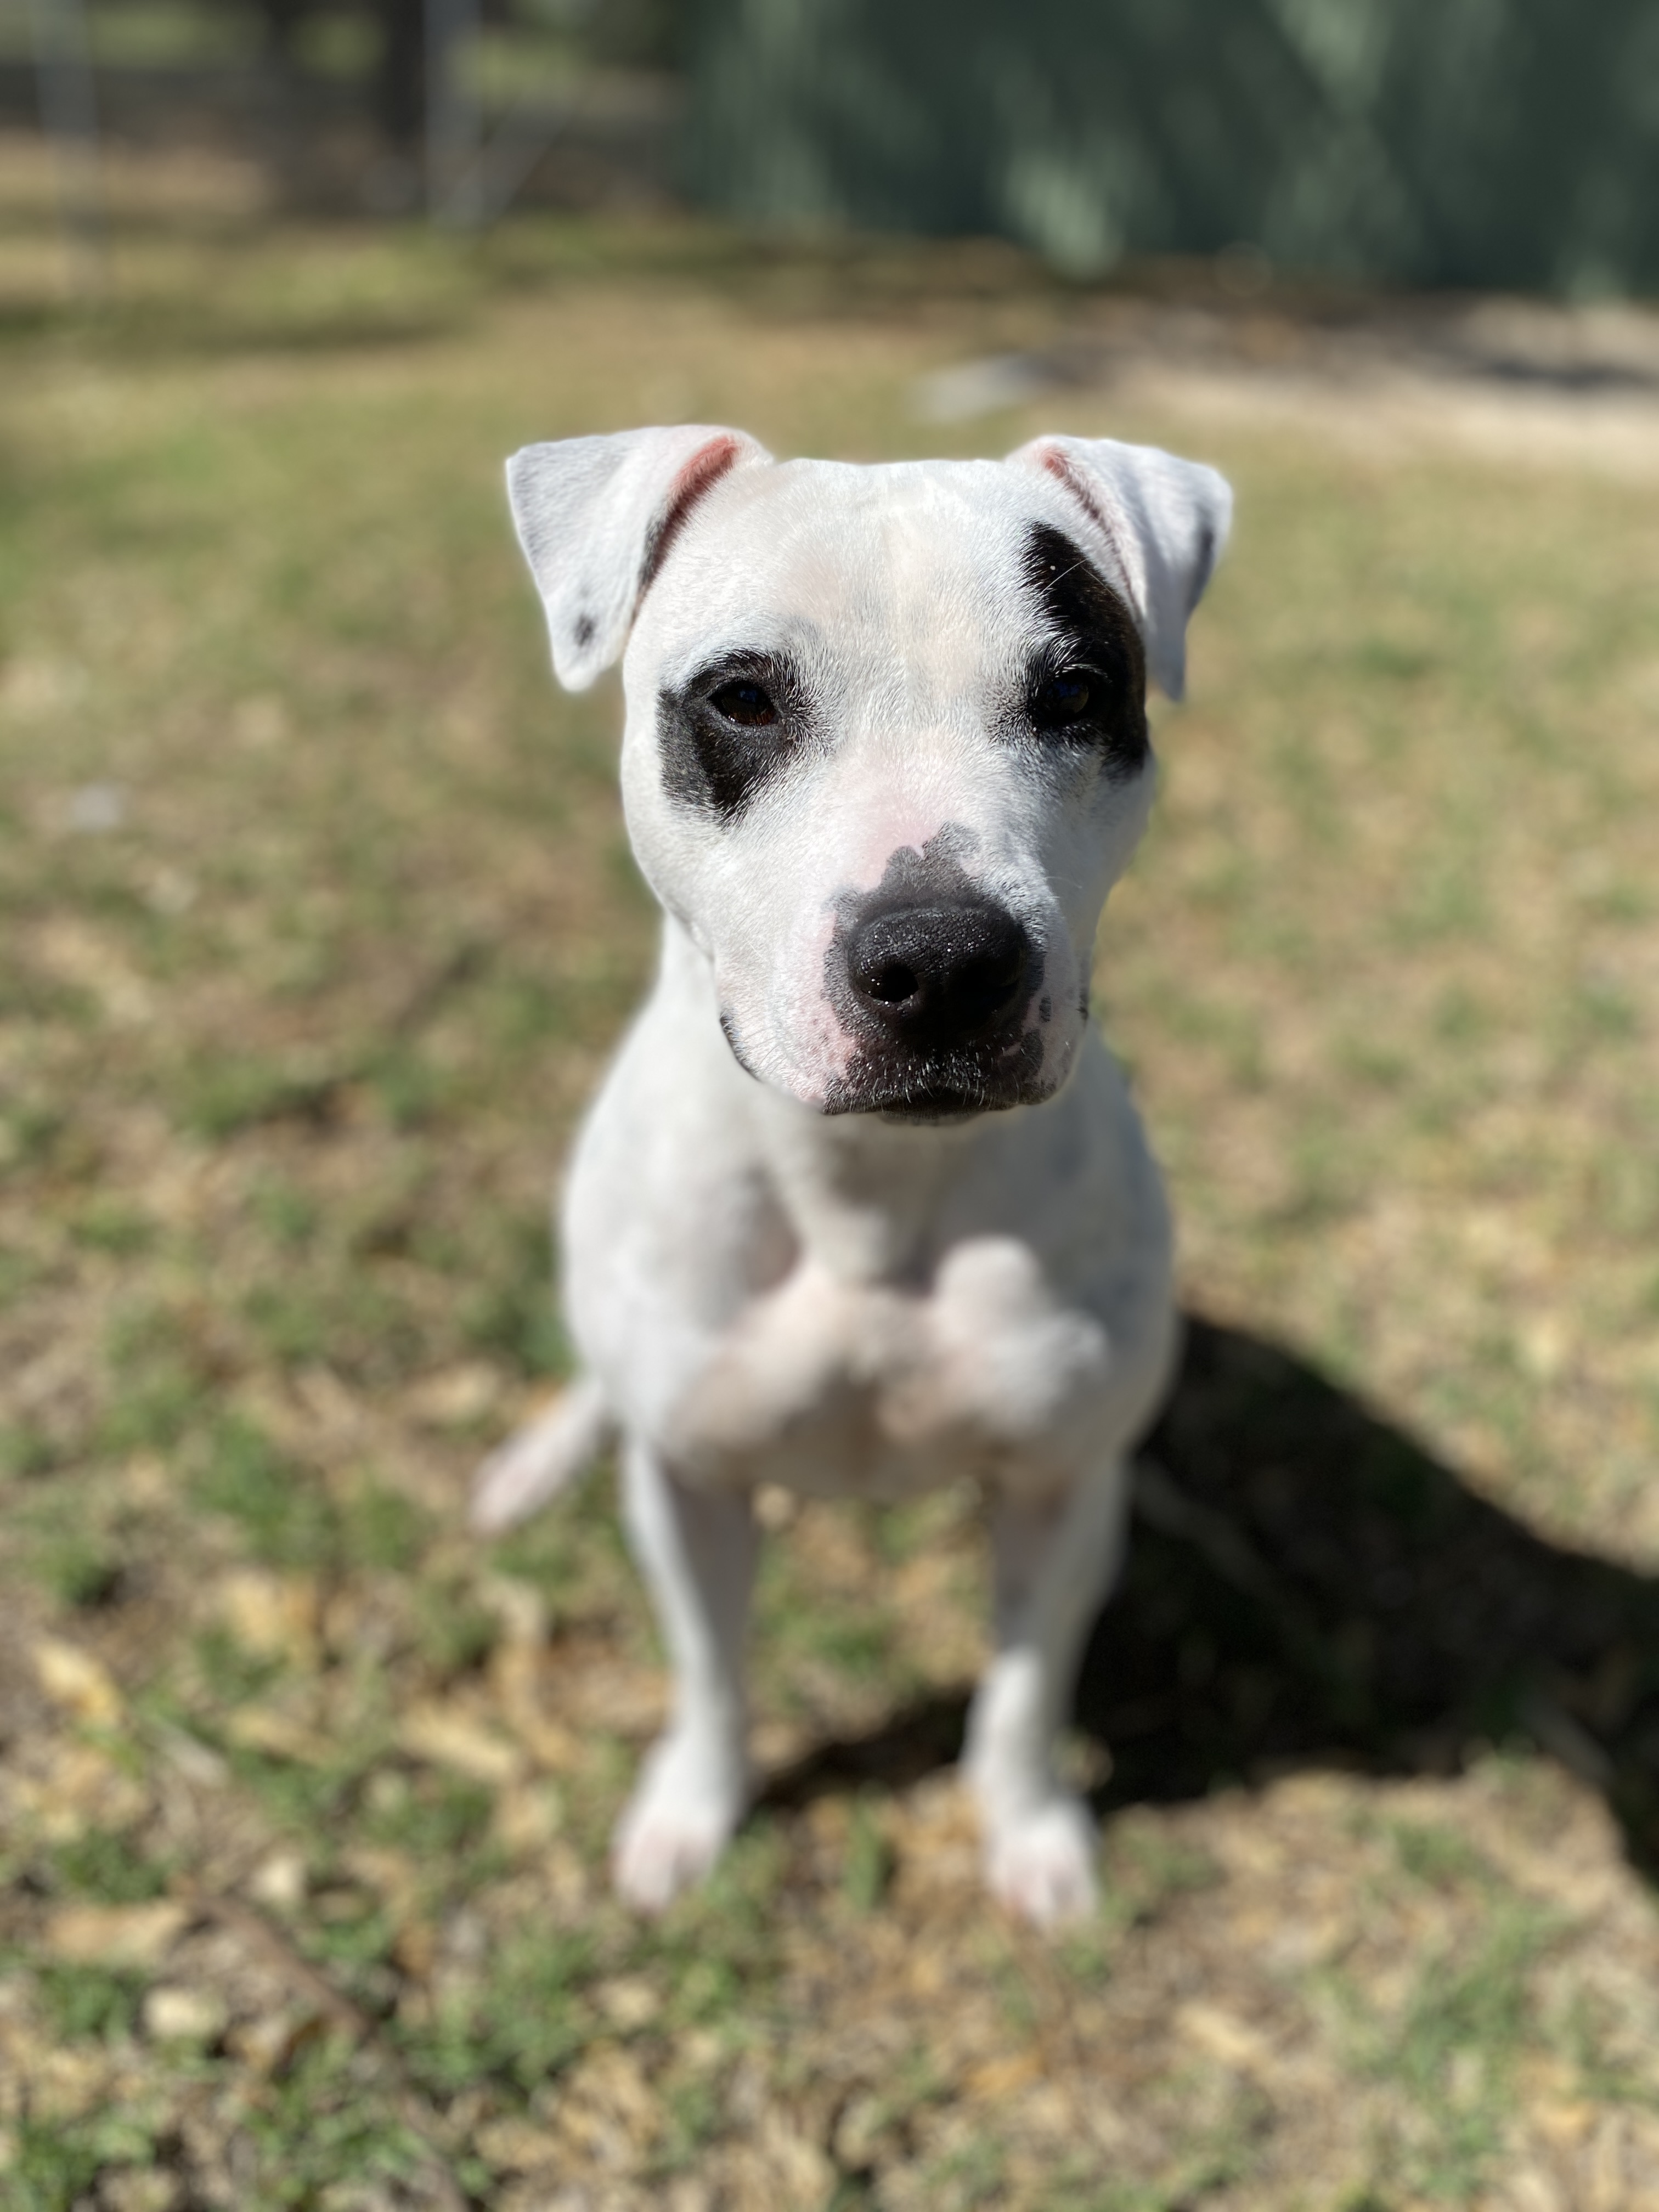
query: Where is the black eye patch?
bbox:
[1015,523,1148,778]
[659,651,816,823]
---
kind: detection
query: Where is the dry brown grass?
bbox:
[4,156,1659,2208]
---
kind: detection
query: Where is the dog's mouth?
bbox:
[821,1031,1050,1121]
[719,1009,1053,1121]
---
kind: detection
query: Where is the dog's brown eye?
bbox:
[709,680,778,727]
[1030,669,1095,727]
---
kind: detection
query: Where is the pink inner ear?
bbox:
[640,435,746,594]
[1036,443,1133,602]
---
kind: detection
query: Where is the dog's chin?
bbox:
[720,1011,1062,1121]
[878,1094,1026,1126]
[831,1077,1046,1125]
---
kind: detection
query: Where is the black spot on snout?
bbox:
[1015,524,1149,780]
[659,650,820,825]
[573,612,595,648]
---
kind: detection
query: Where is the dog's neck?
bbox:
[663,918,1004,1286]
[748,1085,985,1284]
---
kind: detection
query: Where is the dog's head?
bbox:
[507,427,1230,1121]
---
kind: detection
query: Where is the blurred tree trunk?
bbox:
[251,0,308,68]
[249,0,309,182]
[249,0,428,151]
[373,0,425,149]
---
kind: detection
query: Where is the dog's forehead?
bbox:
[635,456,1088,668]
[733,455,1041,556]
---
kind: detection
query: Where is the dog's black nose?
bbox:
[847,902,1030,1049]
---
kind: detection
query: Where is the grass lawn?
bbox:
[4,178,1659,2209]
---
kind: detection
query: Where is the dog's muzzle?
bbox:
[825,895,1047,1120]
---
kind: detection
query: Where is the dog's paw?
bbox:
[612,1734,747,1913]
[985,1796,1099,1928]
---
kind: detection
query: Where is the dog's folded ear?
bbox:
[1009,435,1233,701]
[506,426,772,690]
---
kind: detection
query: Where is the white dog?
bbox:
[472,425,1231,1927]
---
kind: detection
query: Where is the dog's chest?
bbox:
[668,1239,1115,1499]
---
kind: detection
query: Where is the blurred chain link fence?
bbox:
[685,0,1659,293]
[8,0,1659,291]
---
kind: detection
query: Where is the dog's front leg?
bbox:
[613,1437,758,1911]
[965,1459,1130,1928]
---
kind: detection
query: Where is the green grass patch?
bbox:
[1346,1899,1562,2202]
[188,1415,430,1574]
[0,1420,59,1480]
[47,1829,171,1904]
[403,1925,598,2097]
[1,2112,165,2212]
[361,1769,496,1864]
[842,1792,894,1914]
[190,1417,339,1570]
[234,2034,435,2205]
[67,1198,156,1256]
[32,1960,149,2044]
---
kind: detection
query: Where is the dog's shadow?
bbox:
[763,1316,1659,1877]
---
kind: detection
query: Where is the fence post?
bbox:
[29,0,106,299]
[425,0,483,225]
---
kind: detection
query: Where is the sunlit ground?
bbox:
[4,143,1659,2208]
